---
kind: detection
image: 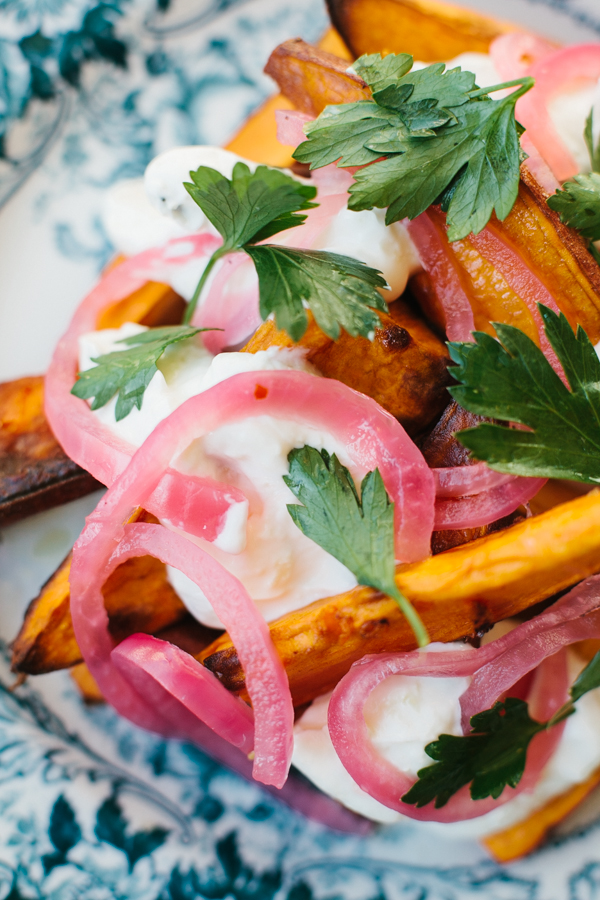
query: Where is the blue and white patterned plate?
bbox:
[2,1,600,896]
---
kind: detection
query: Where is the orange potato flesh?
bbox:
[199,491,600,708]
[264,38,369,117]
[413,176,600,344]
[483,767,600,862]
[242,299,451,435]
[11,511,188,676]
[326,0,516,61]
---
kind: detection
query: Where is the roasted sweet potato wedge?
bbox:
[0,281,185,528]
[11,512,188,676]
[199,491,600,707]
[412,172,600,343]
[264,39,369,116]
[483,766,600,862]
[326,0,515,61]
[265,40,600,343]
[0,376,101,526]
[242,299,451,435]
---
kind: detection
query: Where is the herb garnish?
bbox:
[547,173,600,242]
[284,445,429,646]
[72,325,206,420]
[402,650,600,809]
[183,162,388,341]
[293,52,534,241]
[448,304,600,483]
[546,108,600,259]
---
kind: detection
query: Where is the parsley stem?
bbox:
[390,586,429,647]
[469,76,534,100]
[183,247,227,325]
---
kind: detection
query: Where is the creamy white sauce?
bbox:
[103,145,420,305]
[292,642,470,823]
[293,645,600,838]
[81,329,359,628]
[439,51,600,176]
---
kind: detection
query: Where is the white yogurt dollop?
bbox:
[80,329,359,628]
[103,145,421,305]
[293,646,600,838]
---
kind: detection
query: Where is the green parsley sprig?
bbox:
[447,304,600,483]
[284,445,429,647]
[71,325,209,420]
[547,173,600,243]
[183,162,388,341]
[546,107,600,260]
[402,650,600,809]
[293,52,534,241]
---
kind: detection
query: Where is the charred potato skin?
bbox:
[0,376,101,527]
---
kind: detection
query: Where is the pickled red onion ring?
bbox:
[112,633,255,753]
[45,233,221,487]
[328,647,568,822]
[329,574,600,821]
[406,212,476,342]
[513,44,600,181]
[71,522,292,786]
[275,108,312,146]
[490,33,556,81]
[434,476,545,530]
[468,225,564,375]
[432,462,514,498]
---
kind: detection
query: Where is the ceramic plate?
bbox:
[1,1,600,896]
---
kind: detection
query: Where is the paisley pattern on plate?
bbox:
[2,0,600,896]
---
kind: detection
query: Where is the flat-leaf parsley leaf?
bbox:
[448,304,600,483]
[72,325,206,421]
[284,445,428,646]
[293,52,533,241]
[182,163,389,342]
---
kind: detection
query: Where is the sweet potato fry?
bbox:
[483,767,600,862]
[326,0,515,61]
[412,174,600,343]
[265,39,600,342]
[0,376,101,526]
[11,512,188,676]
[199,491,600,707]
[264,39,369,116]
[242,299,451,435]
[0,281,184,527]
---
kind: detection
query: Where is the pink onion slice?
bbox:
[513,44,600,181]
[112,632,255,752]
[103,369,433,563]
[406,211,476,342]
[45,234,220,487]
[468,226,564,375]
[432,462,514,498]
[329,574,600,821]
[275,108,313,146]
[192,252,262,354]
[490,32,556,81]
[434,476,546,530]
[71,519,293,787]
